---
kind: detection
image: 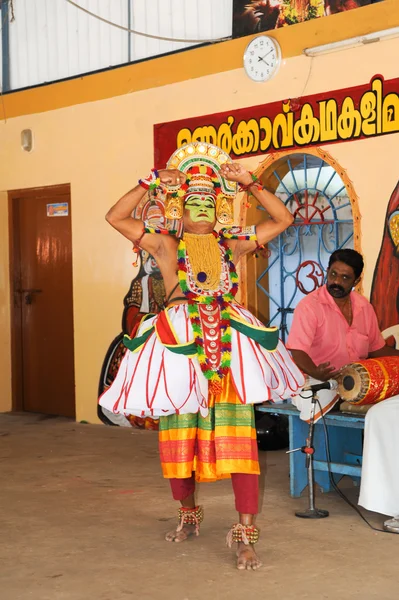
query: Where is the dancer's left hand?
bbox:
[220,163,253,186]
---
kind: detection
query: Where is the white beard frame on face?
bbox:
[184,195,216,224]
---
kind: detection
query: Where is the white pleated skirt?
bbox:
[98,303,305,418]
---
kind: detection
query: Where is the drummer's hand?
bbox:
[313,362,340,382]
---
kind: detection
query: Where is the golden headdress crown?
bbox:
[185,167,217,199]
[164,142,236,223]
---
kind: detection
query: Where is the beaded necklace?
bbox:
[142,224,255,393]
[177,232,239,394]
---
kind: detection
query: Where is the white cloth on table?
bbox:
[290,377,339,423]
[358,395,399,517]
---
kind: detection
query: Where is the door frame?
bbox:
[8,184,72,412]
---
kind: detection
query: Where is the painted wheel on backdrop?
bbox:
[97,332,159,430]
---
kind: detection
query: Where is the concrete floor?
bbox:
[0,413,397,600]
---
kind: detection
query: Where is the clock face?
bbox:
[243,36,281,83]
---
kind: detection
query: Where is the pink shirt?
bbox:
[287,285,385,370]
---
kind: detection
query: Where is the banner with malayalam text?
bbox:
[154,76,399,167]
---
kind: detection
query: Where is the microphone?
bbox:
[303,379,339,393]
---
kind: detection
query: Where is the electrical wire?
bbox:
[65,0,231,44]
[315,398,395,534]
[298,54,313,98]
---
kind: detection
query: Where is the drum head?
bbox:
[338,365,364,403]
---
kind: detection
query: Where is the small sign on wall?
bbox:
[47,202,69,217]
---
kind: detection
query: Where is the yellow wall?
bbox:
[1,2,398,421]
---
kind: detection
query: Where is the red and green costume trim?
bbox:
[219,226,257,241]
[144,225,178,235]
[138,169,161,191]
[123,310,279,355]
[124,226,278,393]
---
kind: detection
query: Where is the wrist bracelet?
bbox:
[132,226,146,267]
[139,169,160,191]
[238,172,263,193]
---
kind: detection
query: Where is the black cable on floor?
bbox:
[315,398,394,535]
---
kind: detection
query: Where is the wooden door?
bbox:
[10,185,75,418]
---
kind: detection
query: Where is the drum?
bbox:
[338,356,399,405]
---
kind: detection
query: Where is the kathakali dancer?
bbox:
[99,142,305,570]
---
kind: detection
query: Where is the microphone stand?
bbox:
[293,389,329,519]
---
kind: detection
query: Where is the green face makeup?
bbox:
[185,196,216,223]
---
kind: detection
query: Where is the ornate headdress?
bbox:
[164,142,237,224]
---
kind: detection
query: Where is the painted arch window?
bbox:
[245,150,360,341]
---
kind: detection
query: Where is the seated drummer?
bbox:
[287,249,399,418]
[287,248,399,533]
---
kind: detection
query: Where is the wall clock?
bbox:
[243,35,282,83]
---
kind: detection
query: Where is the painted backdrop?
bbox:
[370,181,399,343]
[232,0,373,37]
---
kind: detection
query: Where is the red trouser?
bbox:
[169,473,259,515]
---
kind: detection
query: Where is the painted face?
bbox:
[326,261,358,299]
[184,195,216,223]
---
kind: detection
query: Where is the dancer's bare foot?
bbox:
[165,524,197,543]
[236,543,262,570]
